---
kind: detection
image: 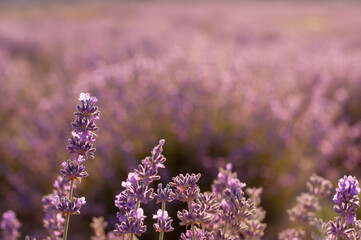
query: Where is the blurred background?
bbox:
[1,0,361,239]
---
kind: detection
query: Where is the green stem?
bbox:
[159,200,166,240]
[62,180,74,240]
[130,199,141,240]
[187,201,195,239]
[223,222,228,236]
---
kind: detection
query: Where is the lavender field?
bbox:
[1,1,361,239]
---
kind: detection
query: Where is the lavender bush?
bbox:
[1,1,361,238]
[1,92,361,240]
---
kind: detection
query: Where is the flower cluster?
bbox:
[112,145,266,240]
[279,174,332,239]
[41,92,100,240]
[5,92,361,240]
[328,176,361,239]
[1,210,21,240]
[114,139,167,238]
[41,176,69,239]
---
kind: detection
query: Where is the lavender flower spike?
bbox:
[333,175,360,225]
[1,210,21,240]
[153,210,174,233]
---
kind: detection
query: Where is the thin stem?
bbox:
[122,235,125,240]
[49,214,56,239]
[187,201,195,239]
[62,180,74,240]
[159,200,166,240]
[223,222,228,236]
[130,199,141,240]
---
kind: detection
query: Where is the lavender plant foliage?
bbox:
[114,139,166,237]
[1,210,21,240]
[279,174,332,239]
[3,4,361,238]
[153,210,174,233]
[41,92,100,239]
[327,176,361,240]
[154,184,174,204]
[333,176,360,225]
[170,173,201,202]
[41,176,69,239]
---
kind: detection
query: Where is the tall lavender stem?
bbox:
[45,92,100,240]
[62,180,74,240]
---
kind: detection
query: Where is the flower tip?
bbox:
[159,139,165,145]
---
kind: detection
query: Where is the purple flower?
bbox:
[121,172,140,189]
[170,173,201,202]
[43,213,64,239]
[180,228,207,240]
[177,202,204,228]
[333,176,360,225]
[242,220,266,239]
[212,163,237,196]
[42,176,70,238]
[222,179,254,219]
[60,160,89,181]
[153,210,174,233]
[287,193,319,224]
[114,140,167,237]
[154,184,174,204]
[213,229,240,240]
[195,192,219,215]
[306,174,333,198]
[278,228,305,240]
[114,209,147,236]
[76,93,100,120]
[51,196,86,215]
[1,210,21,240]
[328,217,352,240]
[90,217,108,240]
[67,132,96,161]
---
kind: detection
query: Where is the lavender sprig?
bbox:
[154,184,174,240]
[170,173,201,239]
[1,210,21,240]
[114,139,166,240]
[328,176,361,239]
[279,173,332,239]
[42,92,100,240]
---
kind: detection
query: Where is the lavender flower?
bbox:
[306,174,333,198]
[328,217,352,239]
[177,201,211,228]
[51,196,86,215]
[333,176,360,225]
[242,220,266,240]
[154,184,174,204]
[90,217,108,240]
[212,163,237,197]
[153,210,174,233]
[213,229,239,240]
[114,209,147,236]
[170,173,201,202]
[41,92,100,240]
[42,176,70,239]
[43,213,64,240]
[60,160,89,181]
[278,228,305,240]
[114,140,166,239]
[1,210,21,240]
[180,228,208,240]
[280,174,333,239]
[287,193,319,224]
